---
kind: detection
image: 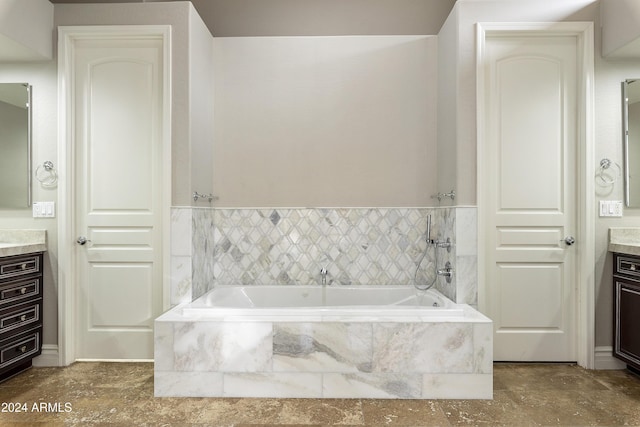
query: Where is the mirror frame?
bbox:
[26,84,32,207]
[623,79,636,207]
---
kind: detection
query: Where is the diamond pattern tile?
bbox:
[192,208,450,287]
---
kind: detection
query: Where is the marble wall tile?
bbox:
[454,207,477,305]
[171,207,193,307]
[432,207,456,301]
[192,208,216,299]
[155,371,223,397]
[455,255,477,306]
[208,208,435,289]
[323,373,422,399]
[272,323,373,373]
[473,322,493,374]
[372,323,474,373]
[154,321,174,371]
[173,322,273,372]
[455,207,477,257]
[422,373,492,399]
[171,208,192,256]
[170,255,192,305]
[223,373,322,398]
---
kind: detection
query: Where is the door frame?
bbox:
[476,22,595,368]
[57,25,172,365]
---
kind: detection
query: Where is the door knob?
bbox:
[564,236,576,246]
[76,236,90,245]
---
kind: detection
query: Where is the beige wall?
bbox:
[212,35,438,207]
[601,0,640,58]
[55,1,197,207]
[187,0,454,36]
[436,6,459,207]
[189,5,215,202]
[0,0,53,61]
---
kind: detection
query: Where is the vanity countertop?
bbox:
[608,227,640,256]
[0,229,47,257]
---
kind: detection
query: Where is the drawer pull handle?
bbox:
[21,263,27,270]
[20,287,27,295]
[19,345,27,353]
[20,315,26,321]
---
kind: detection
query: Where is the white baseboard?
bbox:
[32,344,60,367]
[595,346,626,370]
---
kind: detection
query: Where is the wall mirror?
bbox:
[624,79,640,207]
[0,83,31,208]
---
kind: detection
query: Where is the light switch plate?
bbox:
[599,200,623,217]
[33,201,55,218]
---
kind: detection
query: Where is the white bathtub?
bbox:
[182,285,464,319]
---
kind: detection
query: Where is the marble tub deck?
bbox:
[1,362,640,425]
[154,303,492,399]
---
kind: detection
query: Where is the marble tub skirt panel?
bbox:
[154,306,492,399]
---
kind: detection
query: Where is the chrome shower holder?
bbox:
[431,190,456,203]
[193,191,218,203]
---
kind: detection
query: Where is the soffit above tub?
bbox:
[49,0,456,36]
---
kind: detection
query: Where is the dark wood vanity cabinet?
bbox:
[0,252,43,382]
[614,252,640,372]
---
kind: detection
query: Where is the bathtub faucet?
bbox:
[320,268,328,286]
[437,261,453,284]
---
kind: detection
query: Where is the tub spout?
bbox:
[320,268,328,286]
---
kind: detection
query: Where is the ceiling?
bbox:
[49,0,457,36]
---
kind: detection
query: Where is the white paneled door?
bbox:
[481,33,579,361]
[72,35,165,359]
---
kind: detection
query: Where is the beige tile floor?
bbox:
[0,362,639,426]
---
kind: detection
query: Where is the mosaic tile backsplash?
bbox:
[171,206,477,306]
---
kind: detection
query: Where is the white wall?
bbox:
[0,61,59,345]
[212,36,438,207]
[594,52,640,350]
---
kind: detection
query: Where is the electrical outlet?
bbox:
[599,200,623,217]
[32,201,55,218]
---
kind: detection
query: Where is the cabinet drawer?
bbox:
[0,300,41,335]
[0,329,40,370]
[0,277,40,306]
[0,255,40,280]
[615,280,640,368]
[615,255,640,280]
